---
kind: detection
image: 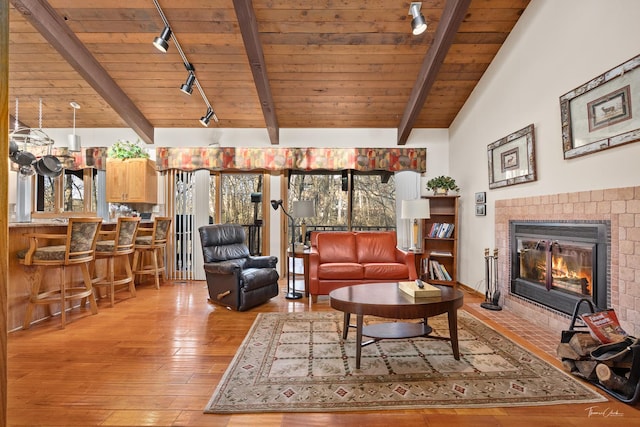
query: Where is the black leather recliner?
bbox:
[199,224,279,311]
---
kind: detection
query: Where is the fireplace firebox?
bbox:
[510,221,609,315]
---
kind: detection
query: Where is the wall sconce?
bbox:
[409,2,427,36]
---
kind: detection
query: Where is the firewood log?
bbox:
[596,363,635,396]
[575,360,598,379]
[569,333,600,357]
[556,342,581,360]
[561,358,577,373]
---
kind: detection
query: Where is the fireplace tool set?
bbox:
[481,248,502,311]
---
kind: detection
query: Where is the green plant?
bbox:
[426,175,459,192]
[107,139,150,159]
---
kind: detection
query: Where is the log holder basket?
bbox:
[561,298,640,404]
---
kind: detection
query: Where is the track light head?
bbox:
[200,107,214,127]
[409,2,427,36]
[180,72,196,95]
[153,26,172,52]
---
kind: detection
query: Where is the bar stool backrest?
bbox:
[65,217,103,264]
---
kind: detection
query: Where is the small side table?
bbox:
[287,248,310,297]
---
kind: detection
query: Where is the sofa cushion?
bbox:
[317,233,357,263]
[356,232,397,263]
[363,263,409,280]
[318,263,363,280]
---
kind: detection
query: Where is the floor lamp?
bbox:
[271,199,302,299]
[401,198,431,251]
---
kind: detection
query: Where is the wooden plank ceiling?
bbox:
[8,0,529,145]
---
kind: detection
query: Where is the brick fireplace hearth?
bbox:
[495,186,640,337]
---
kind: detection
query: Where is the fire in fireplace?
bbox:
[510,221,609,315]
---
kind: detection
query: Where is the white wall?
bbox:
[449,0,640,292]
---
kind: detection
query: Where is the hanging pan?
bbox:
[10,150,36,167]
[35,155,63,178]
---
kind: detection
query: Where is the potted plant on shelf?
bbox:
[426,175,459,195]
[107,139,150,160]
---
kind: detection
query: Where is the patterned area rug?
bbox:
[205,311,605,413]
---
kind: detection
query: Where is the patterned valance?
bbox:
[155,147,426,173]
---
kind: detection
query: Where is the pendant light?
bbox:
[68,101,81,152]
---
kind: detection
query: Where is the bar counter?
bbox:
[7,219,152,331]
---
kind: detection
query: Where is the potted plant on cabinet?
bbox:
[426,176,459,195]
[107,139,150,160]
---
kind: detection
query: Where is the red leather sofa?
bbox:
[308,231,417,302]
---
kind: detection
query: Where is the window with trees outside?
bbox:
[35,169,97,214]
[288,170,396,243]
[209,172,266,255]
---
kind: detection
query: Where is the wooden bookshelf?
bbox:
[420,195,459,286]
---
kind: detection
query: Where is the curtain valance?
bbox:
[154,147,426,173]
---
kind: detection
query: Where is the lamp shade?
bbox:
[401,198,430,219]
[292,200,316,218]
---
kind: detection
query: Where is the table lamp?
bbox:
[401,198,431,251]
[292,200,316,246]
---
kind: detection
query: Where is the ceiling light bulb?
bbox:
[200,108,214,127]
[153,26,172,52]
[409,3,427,36]
[180,72,196,95]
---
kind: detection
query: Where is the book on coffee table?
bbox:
[398,280,441,298]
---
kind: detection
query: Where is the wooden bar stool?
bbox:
[17,217,103,329]
[132,217,172,289]
[92,217,141,307]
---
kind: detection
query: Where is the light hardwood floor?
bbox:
[7,280,639,426]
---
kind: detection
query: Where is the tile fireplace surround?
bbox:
[495,186,640,337]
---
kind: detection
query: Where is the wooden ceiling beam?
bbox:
[10,0,154,144]
[397,0,472,145]
[233,0,279,145]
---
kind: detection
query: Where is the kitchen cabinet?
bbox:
[106,158,157,203]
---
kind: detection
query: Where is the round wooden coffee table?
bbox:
[329,282,464,369]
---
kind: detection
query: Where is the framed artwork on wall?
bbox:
[475,204,486,216]
[487,124,537,189]
[560,54,640,159]
[475,192,486,204]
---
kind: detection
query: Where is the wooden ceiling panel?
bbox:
[8,0,530,144]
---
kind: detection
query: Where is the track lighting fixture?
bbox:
[153,26,172,52]
[152,0,219,125]
[200,108,215,127]
[180,72,196,95]
[409,2,427,36]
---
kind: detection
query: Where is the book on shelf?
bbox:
[427,259,452,281]
[429,223,454,238]
[429,250,453,257]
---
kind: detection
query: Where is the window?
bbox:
[288,170,396,239]
[209,172,268,255]
[35,168,97,215]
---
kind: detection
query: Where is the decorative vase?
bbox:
[434,188,449,196]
